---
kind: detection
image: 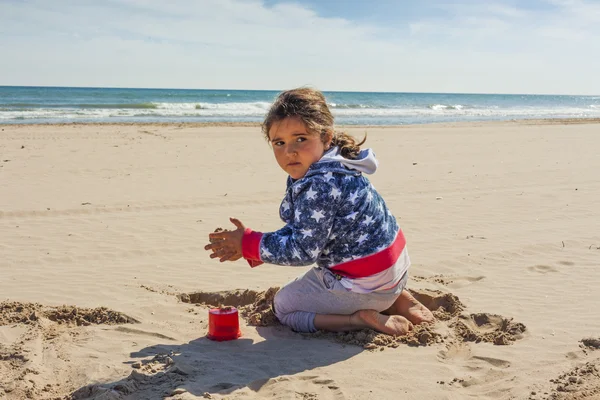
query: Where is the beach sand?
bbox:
[1,121,599,399]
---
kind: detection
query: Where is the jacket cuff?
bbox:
[242,228,264,268]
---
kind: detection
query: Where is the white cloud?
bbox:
[0,0,598,94]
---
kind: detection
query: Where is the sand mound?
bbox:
[580,338,600,350]
[1,301,139,327]
[46,305,139,326]
[408,288,464,321]
[179,287,280,327]
[312,322,442,350]
[71,352,188,400]
[453,313,527,345]
[538,361,600,400]
[178,289,259,308]
[239,287,280,327]
[0,302,42,326]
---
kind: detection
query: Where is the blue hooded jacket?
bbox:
[255,146,401,270]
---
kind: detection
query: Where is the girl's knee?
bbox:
[273,286,317,333]
[273,286,291,321]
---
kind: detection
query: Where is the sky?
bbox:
[1,0,599,94]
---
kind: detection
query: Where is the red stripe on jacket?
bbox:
[329,229,406,279]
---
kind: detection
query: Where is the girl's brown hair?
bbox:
[262,87,366,159]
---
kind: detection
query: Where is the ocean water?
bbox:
[1,86,599,125]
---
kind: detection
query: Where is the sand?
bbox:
[1,120,599,399]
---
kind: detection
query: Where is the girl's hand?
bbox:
[204,218,245,262]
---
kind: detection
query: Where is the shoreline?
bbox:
[2,117,600,129]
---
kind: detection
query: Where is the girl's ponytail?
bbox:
[330,131,367,159]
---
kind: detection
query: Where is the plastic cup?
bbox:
[207,307,241,341]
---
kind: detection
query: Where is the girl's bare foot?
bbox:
[350,309,413,336]
[384,289,435,325]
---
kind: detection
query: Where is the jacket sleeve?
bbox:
[242,178,342,267]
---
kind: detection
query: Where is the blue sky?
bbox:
[1,0,599,94]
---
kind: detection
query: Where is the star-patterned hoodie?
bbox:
[242,146,410,293]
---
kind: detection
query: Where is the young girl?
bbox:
[204,88,433,336]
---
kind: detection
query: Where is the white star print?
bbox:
[295,209,302,221]
[342,256,353,263]
[367,191,373,201]
[301,229,313,238]
[362,215,375,226]
[279,236,289,246]
[281,201,290,212]
[356,234,369,245]
[349,191,359,204]
[330,187,341,199]
[261,247,273,258]
[305,187,318,200]
[309,248,320,258]
[292,249,301,259]
[324,172,335,182]
[346,211,358,220]
[311,210,326,223]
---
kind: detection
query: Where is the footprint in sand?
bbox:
[447,276,486,289]
[438,342,511,369]
[224,375,346,400]
[527,265,559,274]
[580,337,600,350]
[412,274,485,288]
[453,313,527,345]
[471,355,512,369]
[438,341,473,362]
[559,260,575,266]
[437,340,515,396]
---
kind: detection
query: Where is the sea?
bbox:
[1,86,599,125]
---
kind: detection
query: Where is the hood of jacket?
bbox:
[307,146,378,177]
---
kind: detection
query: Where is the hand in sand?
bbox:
[204,218,245,262]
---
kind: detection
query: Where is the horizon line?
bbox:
[1,84,597,97]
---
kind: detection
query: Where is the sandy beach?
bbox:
[1,120,599,400]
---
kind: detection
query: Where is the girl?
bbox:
[204,88,433,335]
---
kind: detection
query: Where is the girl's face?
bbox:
[268,117,331,180]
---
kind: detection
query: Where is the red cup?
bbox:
[207,307,241,341]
